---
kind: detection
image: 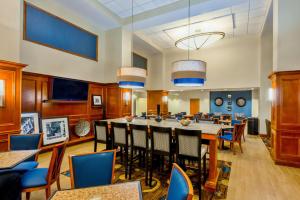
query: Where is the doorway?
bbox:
[190,98,200,115]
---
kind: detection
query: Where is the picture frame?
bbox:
[42,117,69,145]
[21,112,40,135]
[92,95,102,107]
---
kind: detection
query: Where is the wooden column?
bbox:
[0,60,26,151]
[269,70,300,167]
[147,90,168,116]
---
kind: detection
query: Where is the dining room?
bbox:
[0,0,300,200]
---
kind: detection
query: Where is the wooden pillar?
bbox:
[269,70,300,167]
[147,90,168,116]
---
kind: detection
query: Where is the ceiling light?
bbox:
[175,32,225,50]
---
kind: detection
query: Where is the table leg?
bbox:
[204,138,220,192]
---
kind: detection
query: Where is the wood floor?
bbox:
[27,136,300,200]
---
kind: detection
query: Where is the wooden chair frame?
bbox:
[166,163,194,200]
[94,120,111,152]
[23,142,67,200]
[69,149,116,189]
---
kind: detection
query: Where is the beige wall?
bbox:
[0,0,21,62]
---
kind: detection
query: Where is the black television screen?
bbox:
[51,78,88,101]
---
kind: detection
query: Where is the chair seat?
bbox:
[219,134,233,141]
[21,168,48,188]
[223,131,233,135]
[13,161,39,172]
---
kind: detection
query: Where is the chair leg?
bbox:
[145,150,149,186]
[46,186,51,199]
[129,147,133,180]
[232,142,236,155]
[149,153,153,187]
[120,147,123,163]
[202,154,207,183]
[26,192,31,200]
[239,141,243,153]
[243,132,246,142]
[57,175,61,190]
[125,147,128,179]
[169,154,172,173]
[94,140,97,152]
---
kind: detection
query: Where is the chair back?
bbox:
[130,124,148,149]
[111,122,128,146]
[150,126,172,153]
[46,142,67,185]
[94,121,110,149]
[198,119,214,124]
[265,119,271,138]
[9,134,42,161]
[69,150,116,189]
[166,163,193,200]
[231,119,241,126]
[222,114,232,120]
[175,129,201,158]
[233,123,246,141]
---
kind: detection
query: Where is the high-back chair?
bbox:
[94,120,111,152]
[8,134,43,172]
[175,128,207,193]
[69,150,116,189]
[129,124,149,181]
[111,122,129,178]
[21,142,67,200]
[166,163,193,200]
[149,126,173,186]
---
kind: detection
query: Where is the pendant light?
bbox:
[171,0,207,87]
[117,0,147,89]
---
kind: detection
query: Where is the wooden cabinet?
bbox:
[270,70,300,167]
[147,90,168,116]
[0,60,26,151]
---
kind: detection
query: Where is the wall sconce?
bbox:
[162,95,168,103]
[268,88,274,101]
[123,92,131,105]
[0,80,4,107]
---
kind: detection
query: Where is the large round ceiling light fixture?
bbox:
[171,60,206,86]
[175,32,225,50]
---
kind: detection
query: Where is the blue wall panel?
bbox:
[25,3,97,60]
[210,91,252,117]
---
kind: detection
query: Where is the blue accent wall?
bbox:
[25,3,97,60]
[210,91,252,117]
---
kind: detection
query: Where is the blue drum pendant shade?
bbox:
[117,67,147,89]
[171,60,206,86]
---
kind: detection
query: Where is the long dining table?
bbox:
[105,118,223,192]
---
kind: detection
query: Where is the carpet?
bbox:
[61,158,231,200]
[260,135,272,155]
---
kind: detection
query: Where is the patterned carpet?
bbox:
[61,157,231,200]
[260,135,272,154]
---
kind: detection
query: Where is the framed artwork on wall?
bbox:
[214,97,223,106]
[21,112,40,135]
[92,95,102,107]
[42,117,69,145]
[236,97,247,107]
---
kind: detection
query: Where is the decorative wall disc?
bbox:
[236,97,246,107]
[75,120,90,137]
[214,97,223,106]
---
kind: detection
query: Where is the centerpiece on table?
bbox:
[155,104,162,122]
[125,116,134,122]
[180,119,191,126]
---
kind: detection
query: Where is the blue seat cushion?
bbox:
[21,168,48,188]
[167,167,189,200]
[13,161,39,172]
[219,134,233,141]
[223,131,233,135]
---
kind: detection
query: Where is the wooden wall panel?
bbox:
[270,70,300,167]
[147,90,168,116]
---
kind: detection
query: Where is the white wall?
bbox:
[259,4,273,134]
[0,0,21,62]
[163,36,260,90]
[20,0,107,83]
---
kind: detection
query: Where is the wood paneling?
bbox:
[270,70,300,167]
[190,98,200,115]
[0,60,26,151]
[147,90,168,116]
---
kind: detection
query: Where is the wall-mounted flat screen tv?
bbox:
[50,77,89,101]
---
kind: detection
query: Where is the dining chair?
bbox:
[218,123,246,155]
[198,119,214,124]
[128,124,149,183]
[8,134,42,172]
[166,163,193,200]
[223,120,241,135]
[175,128,207,193]
[69,150,116,189]
[149,126,173,187]
[21,142,67,200]
[94,120,111,152]
[111,122,130,179]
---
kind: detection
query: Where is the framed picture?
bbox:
[227,106,232,111]
[214,97,223,106]
[92,95,102,107]
[228,101,232,105]
[236,97,247,107]
[42,117,69,145]
[21,112,40,135]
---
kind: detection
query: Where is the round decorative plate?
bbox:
[236,97,246,107]
[75,120,90,137]
[214,97,224,106]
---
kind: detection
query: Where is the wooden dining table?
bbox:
[51,181,142,200]
[105,118,223,192]
[0,149,40,169]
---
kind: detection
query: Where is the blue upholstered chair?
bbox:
[21,142,67,200]
[69,150,116,189]
[8,134,42,172]
[166,163,193,200]
[224,120,241,135]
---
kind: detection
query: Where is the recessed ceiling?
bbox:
[98,0,181,18]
